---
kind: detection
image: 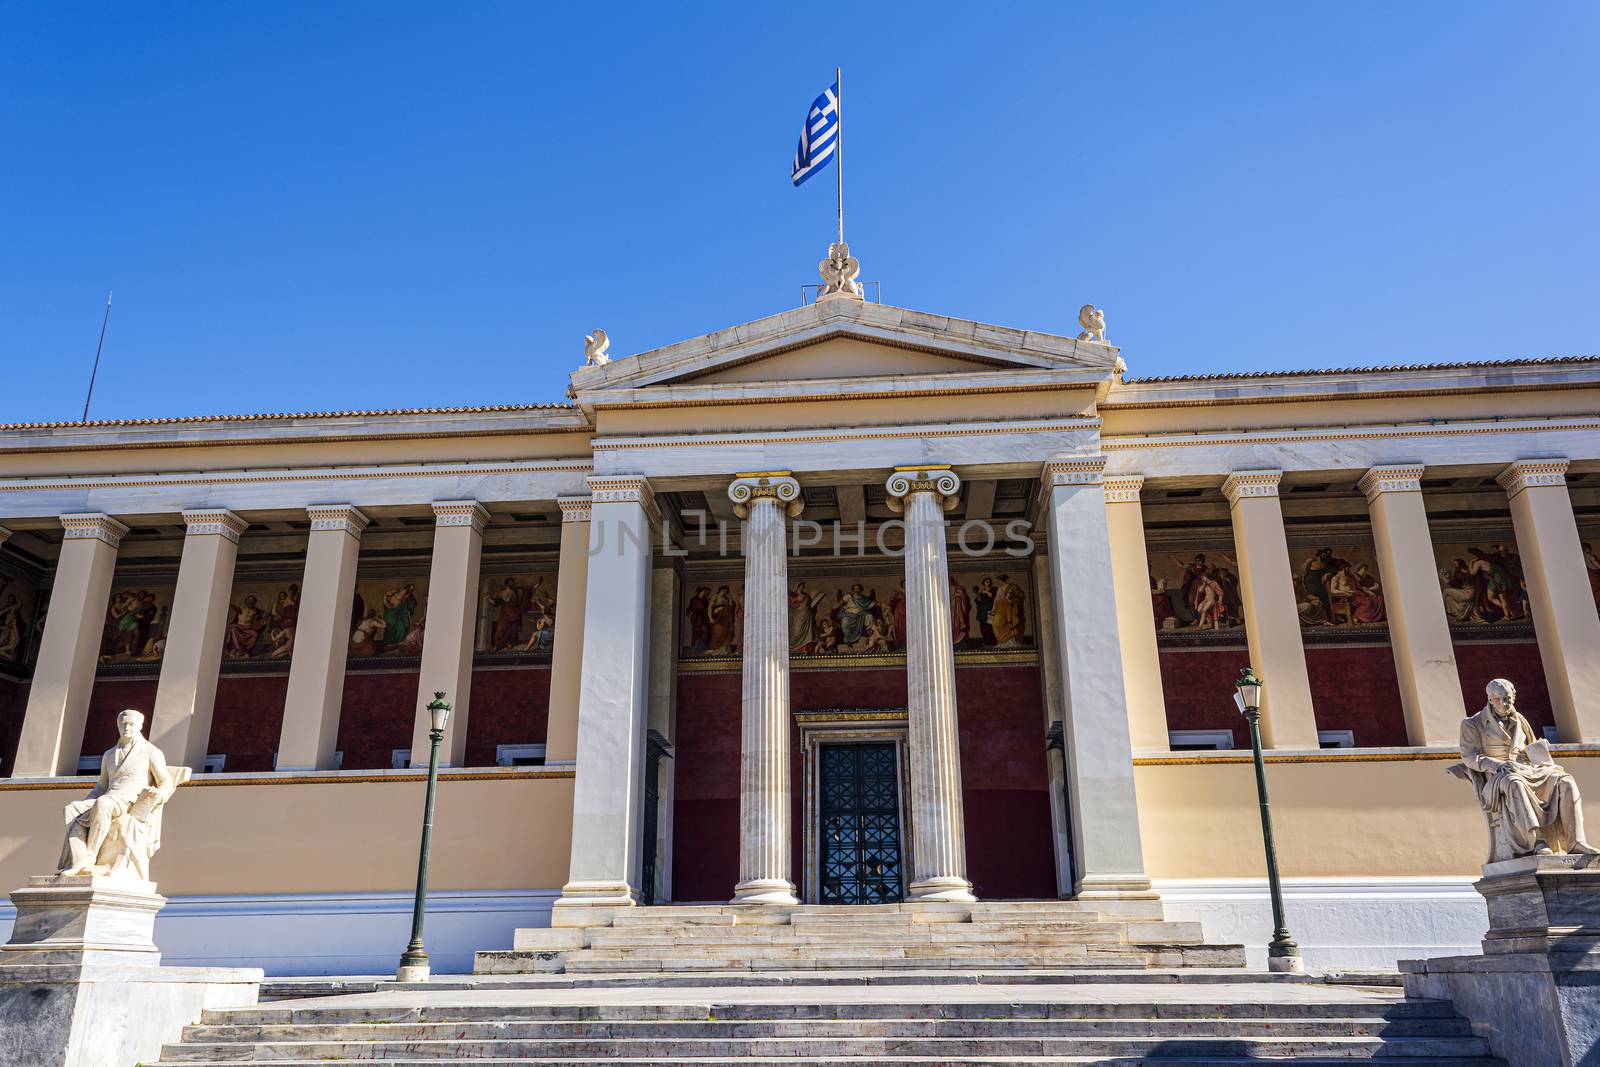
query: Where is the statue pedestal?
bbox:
[1400,855,1600,1067]
[0,875,261,1067]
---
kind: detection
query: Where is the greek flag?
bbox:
[791,81,839,187]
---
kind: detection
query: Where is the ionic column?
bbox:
[1498,460,1600,741]
[409,501,489,767]
[555,476,656,917]
[544,495,592,765]
[277,504,367,771]
[13,514,128,776]
[1040,459,1153,903]
[1104,475,1169,752]
[728,473,802,905]
[886,466,974,903]
[151,509,248,770]
[1221,471,1320,749]
[1359,466,1462,745]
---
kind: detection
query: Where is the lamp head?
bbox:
[426,691,452,734]
[1235,667,1263,715]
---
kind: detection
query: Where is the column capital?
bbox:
[1221,469,1283,505]
[1042,456,1108,488]
[885,466,960,513]
[1358,464,1425,502]
[181,508,248,543]
[1497,458,1569,500]
[728,472,802,519]
[306,504,369,538]
[431,500,490,532]
[557,495,593,523]
[1102,475,1145,503]
[59,513,129,547]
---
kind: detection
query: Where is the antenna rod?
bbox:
[835,66,844,247]
[82,291,112,422]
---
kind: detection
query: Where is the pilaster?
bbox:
[1497,460,1600,740]
[555,476,655,917]
[1220,471,1320,749]
[1103,475,1168,752]
[1358,466,1462,745]
[544,495,592,765]
[277,504,367,771]
[1040,458,1153,903]
[728,473,802,905]
[886,466,975,903]
[13,514,128,777]
[411,501,489,767]
[150,509,248,770]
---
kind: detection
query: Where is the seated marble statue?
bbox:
[58,708,186,883]
[1456,678,1597,863]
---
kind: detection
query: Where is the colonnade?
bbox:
[7,496,595,778]
[1109,459,1600,752]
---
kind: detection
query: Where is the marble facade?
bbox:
[0,293,1598,938]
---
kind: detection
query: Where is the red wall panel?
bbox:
[81,676,160,757]
[463,667,551,767]
[335,671,423,770]
[1454,640,1555,735]
[672,663,1055,903]
[1303,645,1408,747]
[211,675,290,772]
[0,677,27,777]
[1158,647,1253,738]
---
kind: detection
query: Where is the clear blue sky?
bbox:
[3,3,1597,424]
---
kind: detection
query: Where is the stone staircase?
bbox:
[476,900,1248,974]
[150,988,1504,1064]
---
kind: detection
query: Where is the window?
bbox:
[1318,730,1356,749]
[391,749,413,769]
[496,743,547,767]
[202,754,226,773]
[76,756,99,774]
[1167,729,1235,751]
[1543,726,1560,743]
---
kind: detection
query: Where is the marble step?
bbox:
[208,999,1463,1026]
[155,1034,1493,1061]
[149,1059,1509,1067]
[554,952,1245,973]
[579,923,1206,947]
[178,1017,1475,1042]
[568,940,1224,960]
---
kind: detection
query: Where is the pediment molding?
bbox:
[568,301,1119,407]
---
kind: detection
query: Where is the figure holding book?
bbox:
[1458,678,1597,861]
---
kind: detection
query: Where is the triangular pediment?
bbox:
[568,299,1119,405]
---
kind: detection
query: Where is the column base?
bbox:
[730,879,798,905]
[551,881,637,928]
[1071,874,1163,919]
[908,876,976,903]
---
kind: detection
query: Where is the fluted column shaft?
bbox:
[730,473,802,904]
[888,467,975,903]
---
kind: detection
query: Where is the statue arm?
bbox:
[1461,719,1500,774]
[149,746,175,799]
[86,759,109,800]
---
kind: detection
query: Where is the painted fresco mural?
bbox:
[680,568,1034,659]
[98,582,175,663]
[348,576,430,657]
[1148,551,1244,632]
[1586,538,1600,614]
[1434,540,1532,625]
[0,571,40,665]
[476,572,558,655]
[222,579,303,661]
[1291,545,1387,629]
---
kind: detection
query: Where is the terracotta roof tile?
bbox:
[0,402,575,433]
[1122,354,1600,384]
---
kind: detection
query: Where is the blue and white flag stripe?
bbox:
[791,82,839,187]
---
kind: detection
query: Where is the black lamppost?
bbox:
[1233,667,1302,973]
[397,691,451,982]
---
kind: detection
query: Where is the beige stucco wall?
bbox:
[1100,386,1600,439]
[0,772,574,896]
[1135,753,1600,879]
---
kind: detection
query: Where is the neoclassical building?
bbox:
[1,292,1597,972]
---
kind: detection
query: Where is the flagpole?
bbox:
[835,65,844,247]
[82,291,113,422]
